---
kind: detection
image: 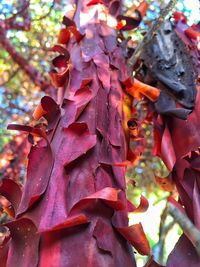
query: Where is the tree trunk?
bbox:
[0,1,150,266]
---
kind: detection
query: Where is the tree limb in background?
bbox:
[168,202,200,256]
[0,28,53,94]
[0,0,55,95]
[0,68,20,87]
[128,0,178,72]
[157,205,175,264]
[32,0,57,21]
[5,0,30,21]
[4,0,31,31]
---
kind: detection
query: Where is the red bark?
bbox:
[0,1,150,266]
[151,17,200,267]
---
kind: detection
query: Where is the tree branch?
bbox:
[168,202,200,256]
[4,0,31,31]
[4,21,31,31]
[0,28,52,93]
[32,0,56,21]
[128,0,178,73]
[0,67,20,87]
[5,1,30,21]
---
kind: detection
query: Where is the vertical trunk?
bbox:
[139,16,200,267]
[0,1,150,266]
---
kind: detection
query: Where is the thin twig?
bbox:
[32,0,56,21]
[3,0,31,31]
[5,0,30,22]
[168,202,200,256]
[0,28,51,93]
[157,204,175,264]
[128,0,178,73]
[0,67,20,87]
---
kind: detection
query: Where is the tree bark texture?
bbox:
[0,1,150,266]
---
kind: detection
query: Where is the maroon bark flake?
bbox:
[61,123,96,163]
[0,241,8,267]
[7,124,47,141]
[50,45,70,56]
[167,91,200,159]
[141,15,200,266]
[117,15,141,31]
[16,145,53,216]
[133,195,149,213]
[161,125,176,171]
[93,218,116,255]
[0,179,22,215]
[5,218,40,267]
[70,187,125,214]
[40,96,60,130]
[52,55,69,68]
[116,223,150,256]
[38,222,136,267]
[167,235,200,267]
[3,1,151,265]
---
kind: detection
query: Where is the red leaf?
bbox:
[185,151,200,172]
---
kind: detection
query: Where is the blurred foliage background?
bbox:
[0,0,199,266]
